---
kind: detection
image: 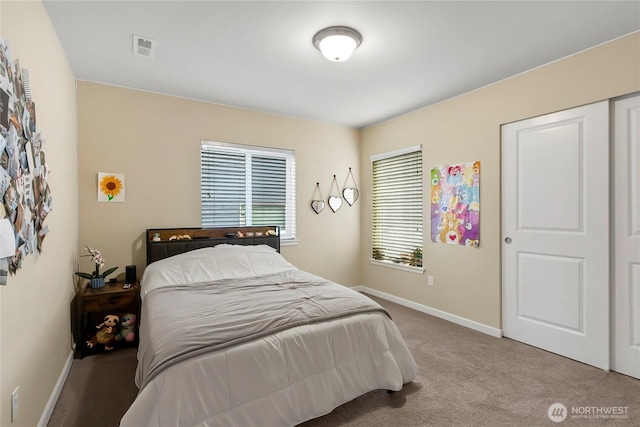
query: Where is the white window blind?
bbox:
[201,141,296,240]
[371,146,422,267]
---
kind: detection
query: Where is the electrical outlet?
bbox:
[428,275,434,286]
[11,386,19,422]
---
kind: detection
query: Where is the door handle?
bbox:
[505,237,512,244]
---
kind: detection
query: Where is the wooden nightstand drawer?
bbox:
[83,291,136,311]
[75,281,141,358]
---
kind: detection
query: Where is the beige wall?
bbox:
[0,4,635,422]
[78,32,640,333]
[0,1,79,426]
[360,32,640,329]
[76,83,362,287]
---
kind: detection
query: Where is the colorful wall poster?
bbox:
[98,172,125,202]
[430,161,480,247]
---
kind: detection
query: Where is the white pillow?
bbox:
[140,245,296,297]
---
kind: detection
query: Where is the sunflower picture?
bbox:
[98,173,125,202]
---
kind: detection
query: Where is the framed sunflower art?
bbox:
[98,172,125,202]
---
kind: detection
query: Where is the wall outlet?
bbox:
[428,275,434,286]
[11,386,19,422]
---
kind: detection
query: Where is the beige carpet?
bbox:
[48,294,640,426]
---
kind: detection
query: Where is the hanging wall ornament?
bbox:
[311,182,325,214]
[328,174,343,213]
[342,167,359,206]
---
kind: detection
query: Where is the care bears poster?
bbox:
[430,161,480,247]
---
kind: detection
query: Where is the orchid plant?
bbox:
[75,246,118,280]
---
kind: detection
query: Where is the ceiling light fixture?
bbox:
[312,26,362,62]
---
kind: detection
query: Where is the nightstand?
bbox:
[75,280,140,358]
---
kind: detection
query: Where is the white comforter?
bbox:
[121,245,417,427]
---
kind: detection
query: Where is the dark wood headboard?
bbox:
[145,226,280,265]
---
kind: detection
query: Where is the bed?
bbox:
[120,227,417,427]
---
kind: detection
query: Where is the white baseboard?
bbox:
[352,285,503,338]
[38,348,75,427]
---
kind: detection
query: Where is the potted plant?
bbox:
[409,247,422,267]
[75,246,118,289]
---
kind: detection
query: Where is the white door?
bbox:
[612,94,640,379]
[502,101,610,370]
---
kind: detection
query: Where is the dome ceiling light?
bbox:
[312,26,362,62]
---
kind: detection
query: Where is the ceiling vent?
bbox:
[133,35,156,58]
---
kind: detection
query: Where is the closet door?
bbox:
[502,101,609,370]
[612,94,640,379]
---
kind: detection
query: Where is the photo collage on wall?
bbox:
[430,161,480,247]
[0,39,53,284]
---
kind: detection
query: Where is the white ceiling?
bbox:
[42,1,640,128]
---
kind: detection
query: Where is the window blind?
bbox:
[201,142,296,240]
[371,147,423,267]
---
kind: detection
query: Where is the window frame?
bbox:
[370,145,424,274]
[200,140,296,241]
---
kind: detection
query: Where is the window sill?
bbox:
[281,239,300,247]
[369,259,425,274]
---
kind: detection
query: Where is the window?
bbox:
[201,141,296,240]
[371,146,423,269]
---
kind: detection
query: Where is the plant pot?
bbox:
[89,277,105,289]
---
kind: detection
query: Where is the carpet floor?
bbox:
[48,294,640,426]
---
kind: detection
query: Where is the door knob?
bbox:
[505,237,512,244]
